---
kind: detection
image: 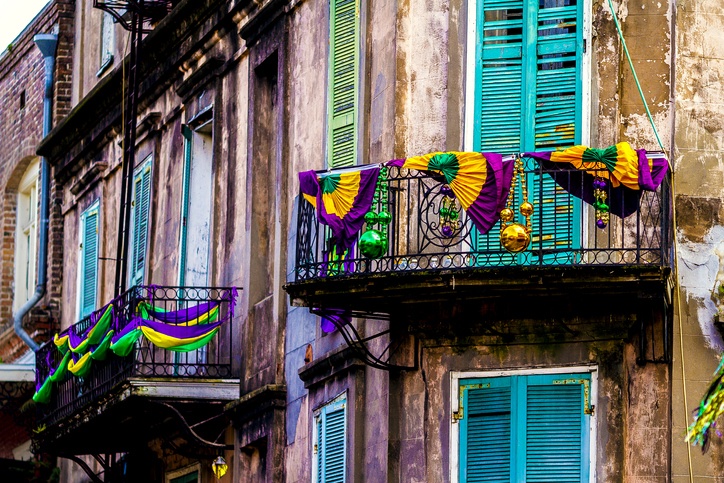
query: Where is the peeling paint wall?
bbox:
[673,0,724,477]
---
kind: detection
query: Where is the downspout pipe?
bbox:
[12,34,58,353]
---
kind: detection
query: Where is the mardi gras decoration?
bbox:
[360,165,390,259]
[387,152,514,237]
[687,357,724,452]
[524,142,669,219]
[299,166,380,254]
[33,289,237,405]
[499,157,533,253]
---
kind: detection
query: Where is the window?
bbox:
[466,0,586,259]
[327,0,360,168]
[313,394,347,483]
[99,11,115,74]
[78,201,100,319]
[129,156,152,287]
[166,463,200,483]
[13,159,39,312]
[453,370,594,482]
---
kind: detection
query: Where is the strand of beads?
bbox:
[499,157,532,253]
[593,177,610,229]
[360,166,390,259]
[438,185,461,238]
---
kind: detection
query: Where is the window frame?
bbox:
[450,366,597,483]
[463,0,592,151]
[128,155,153,288]
[165,462,201,483]
[98,11,115,76]
[77,199,100,319]
[312,392,348,483]
[13,159,39,312]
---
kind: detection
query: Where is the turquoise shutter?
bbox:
[527,0,583,262]
[130,160,152,286]
[315,396,347,483]
[327,0,359,168]
[524,374,590,482]
[178,126,192,287]
[460,380,512,482]
[474,0,525,153]
[79,202,99,318]
[473,0,583,263]
[459,374,590,482]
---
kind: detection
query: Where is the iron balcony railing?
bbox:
[35,285,236,427]
[293,158,673,282]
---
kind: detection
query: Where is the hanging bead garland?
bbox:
[499,157,532,253]
[360,166,390,259]
[438,185,461,238]
[593,177,610,229]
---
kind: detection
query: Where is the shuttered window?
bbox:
[129,157,152,287]
[327,0,360,168]
[79,201,100,319]
[313,394,347,483]
[472,0,583,261]
[459,373,591,482]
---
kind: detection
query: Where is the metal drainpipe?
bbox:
[12,34,58,353]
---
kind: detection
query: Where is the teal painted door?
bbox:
[473,0,583,263]
[459,373,591,482]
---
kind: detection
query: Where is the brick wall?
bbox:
[0,0,74,362]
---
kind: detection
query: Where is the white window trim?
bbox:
[449,365,598,483]
[463,0,592,151]
[14,159,40,312]
[76,200,100,319]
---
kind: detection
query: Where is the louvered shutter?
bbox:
[524,374,590,482]
[461,382,512,482]
[315,396,347,483]
[327,0,359,168]
[472,0,526,262]
[527,0,583,262]
[79,203,99,318]
[130,159,152,286]
[473,0,583,263]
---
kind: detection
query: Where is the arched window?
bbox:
[14,159,39,311]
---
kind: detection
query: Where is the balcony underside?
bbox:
[35,378,238,455]
[287,264,672,320]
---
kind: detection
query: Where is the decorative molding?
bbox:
[298,345,365,389]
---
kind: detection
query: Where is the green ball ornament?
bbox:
[377,211,392,225]
[440,207,450,218]
[359,230,386,259]
[364,211,378,225]
[449,210,460,221]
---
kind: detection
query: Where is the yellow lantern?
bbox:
[212,455,228,480]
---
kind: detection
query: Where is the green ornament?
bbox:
[594,200,609,212]
[439,207,450,218]
[359,230,386,259]
[364,211,378,225]
[378,211,392,225]
[449,210,459,221]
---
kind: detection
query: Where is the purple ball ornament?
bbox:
[440,185,455,197]
[596,218,607,229]
[441,225,455,238]
[593,178,607,190]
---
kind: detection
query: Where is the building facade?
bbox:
[0,0,74,478]
[7,0,724,482]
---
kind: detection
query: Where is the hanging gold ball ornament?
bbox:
[500,207,514,222]
[519,201,534,217]
[501,223,531,253]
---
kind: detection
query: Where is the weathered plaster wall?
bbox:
[672,0,724,478]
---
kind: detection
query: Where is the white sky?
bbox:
[0,1,53,52]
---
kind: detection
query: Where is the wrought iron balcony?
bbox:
[34,285,237,428]
[290,156,672,292]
